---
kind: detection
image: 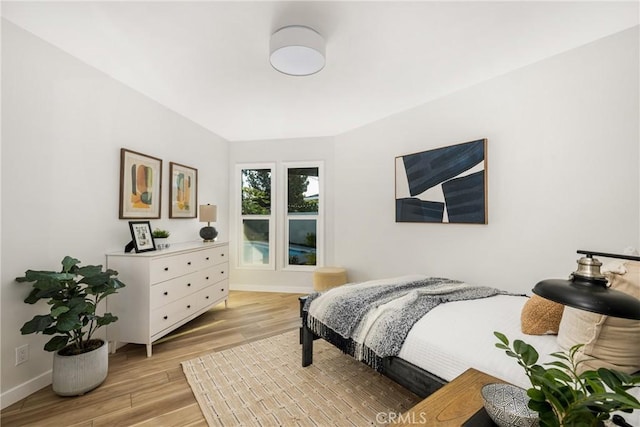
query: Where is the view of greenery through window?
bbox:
[240,166,319,267]
[242,169,271,215]
[287,168,318,266]
[241,169,271,265]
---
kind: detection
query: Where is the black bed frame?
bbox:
[299,297,447,398]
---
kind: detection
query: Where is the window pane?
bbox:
[288,167,319,214]
[242,219,270,265]
[288,219,316,266]
[242,169,271,215]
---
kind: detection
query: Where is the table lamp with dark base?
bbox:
[199,204,218,243]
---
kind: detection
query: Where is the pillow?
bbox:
[557,261,640,374]
[521,295,564,335]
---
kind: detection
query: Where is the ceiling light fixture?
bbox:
[270,25,325,76]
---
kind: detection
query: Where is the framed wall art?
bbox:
[119,148,162,219]
[128,221,156,253]
[395,139,487,224]
[169,162,198,218]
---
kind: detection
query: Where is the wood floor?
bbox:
[1,291,304,427]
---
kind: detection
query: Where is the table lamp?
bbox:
[532,250,640,320]
[199,204,218,242]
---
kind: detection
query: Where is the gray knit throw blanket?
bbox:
[304,275,507,371]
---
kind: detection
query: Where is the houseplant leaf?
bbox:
[44,335,70,352]
[21,315,54,334]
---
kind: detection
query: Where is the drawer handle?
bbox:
[206,257,210,260]
[205,276,209,280]
[164,291,168,296]
[187,261,192,265]
[187,283,191,287]
[163,315,168,320]
[187,305,191,309]
[164,267,169,271]
[221,253,225,257]
[221,288,225,292]
[206,296,210,299]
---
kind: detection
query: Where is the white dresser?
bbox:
[106,241,229,357]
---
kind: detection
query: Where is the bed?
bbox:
[300,273,640,425]
[300,275,558,395]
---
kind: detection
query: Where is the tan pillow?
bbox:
[521,295,564,335]
[557,261,640,374]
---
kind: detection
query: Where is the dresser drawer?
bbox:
[149,247,228,284]
[150,285,227,336]
[149,256,186,284]
[198,246,228,269]
[150,269,216,309]
[194,284,228,311]
[208,262,229,283]
[150,293,201,336]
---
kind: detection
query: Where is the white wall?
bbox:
[334,26,639,293]
[229,137,335,292]
[1,21,229,407]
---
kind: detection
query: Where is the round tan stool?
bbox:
[313,267,348,291]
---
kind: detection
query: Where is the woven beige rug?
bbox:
[181,330,420,426]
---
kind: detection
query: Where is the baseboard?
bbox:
[230,283,313,294]
[1,370,51,410]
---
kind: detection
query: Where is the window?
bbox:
[236,162,323,271]
[239,166,275,269]
[285,164,322,269]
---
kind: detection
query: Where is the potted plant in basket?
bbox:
[17,256,126,396]
[152,228,170,249]
[493,332,640,427]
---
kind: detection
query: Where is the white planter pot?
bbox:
[154,237,170,250]
[52,339,108,396]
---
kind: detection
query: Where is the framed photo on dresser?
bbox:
[128,221,156,253]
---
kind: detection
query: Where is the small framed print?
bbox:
[119,148,162,219]
[169,162,197,218]
[128,221,156,253]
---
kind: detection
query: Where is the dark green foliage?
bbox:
[494,332,640,427]
[242,169,272,215]
[17,256,126,354]
[287,168,318,214]
[151,228,170,238]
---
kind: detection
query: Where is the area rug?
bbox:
[181,330,420,426]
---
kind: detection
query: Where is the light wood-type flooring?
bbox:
[1,291,304,427]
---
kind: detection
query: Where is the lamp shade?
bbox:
[270,25,325,76]
[199,204,217,223]
[532,253,640,320]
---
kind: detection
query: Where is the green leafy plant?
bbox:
[17,256,126,355]
[494,332,640,427]
[152,228,170,238]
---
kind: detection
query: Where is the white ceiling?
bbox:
[2,1,638,141]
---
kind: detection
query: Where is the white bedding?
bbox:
[398,294,561,389]
[397,293,640,425]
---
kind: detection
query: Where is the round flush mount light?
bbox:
[270,25,325,76]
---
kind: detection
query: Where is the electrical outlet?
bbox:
[16,344,29,366]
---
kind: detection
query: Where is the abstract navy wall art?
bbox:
[395,139,487,224]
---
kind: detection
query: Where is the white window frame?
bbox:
[282,161,324,271]
[236,163,276,270]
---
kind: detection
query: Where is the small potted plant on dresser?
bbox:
[17,256,126,396]
[152,228,171,249]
